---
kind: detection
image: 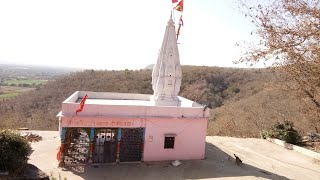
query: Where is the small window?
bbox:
[164,137,175,149]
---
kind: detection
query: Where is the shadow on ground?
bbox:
[2,164,50,180]
[59,142,289,180]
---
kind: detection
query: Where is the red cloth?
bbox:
[56,146,61,161]
[75,94,88,114]
[172,0,178,3]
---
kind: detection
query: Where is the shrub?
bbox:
[261,121,302,145]
[229,85,240,93]
[0,129,30,173]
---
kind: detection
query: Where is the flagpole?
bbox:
[173,0,184,43]
[171,2,176,23]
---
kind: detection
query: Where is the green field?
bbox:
[0,92,20,99]
[0,79,47,100]
[0,86,35,100]
[4,79,48,86]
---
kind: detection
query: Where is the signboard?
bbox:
[61,117,145,128]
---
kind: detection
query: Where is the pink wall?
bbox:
[143,118,207,161]
[60,97,209,161]
[60,116,208,161]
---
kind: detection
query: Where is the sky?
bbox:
[0,0,259,70]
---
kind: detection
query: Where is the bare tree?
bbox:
[237,0,320,131]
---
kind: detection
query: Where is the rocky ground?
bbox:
[301,133,320,153]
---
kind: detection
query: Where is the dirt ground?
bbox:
[26,131,320,180]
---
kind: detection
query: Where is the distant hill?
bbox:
[0,64,79,80]
[144,64,154,70]
[0,66,317,137]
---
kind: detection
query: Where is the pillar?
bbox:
[141,128,145,161]
[59,127,66,167]
[58,117,62,137]
[116,128,122,163]
[89,128,94,164]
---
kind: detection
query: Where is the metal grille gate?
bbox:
[64,128,90,165]
[120,128,144,162]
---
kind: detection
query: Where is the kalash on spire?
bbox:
[151,14,182,106]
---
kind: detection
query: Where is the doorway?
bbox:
[93,128,118,163]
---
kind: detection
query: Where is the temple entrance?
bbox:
[120,128,144,162]
[93,128,117,163]
[64,128,90,165]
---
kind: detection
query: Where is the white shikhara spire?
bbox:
[151,15,182,106]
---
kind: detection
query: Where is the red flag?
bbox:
[172,0,178,3]
[174,0,184,12]
[179,15,184,26]
[176,15,183,41]
[76,94,88,114]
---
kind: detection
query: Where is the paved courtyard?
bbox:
[27,131,320,180]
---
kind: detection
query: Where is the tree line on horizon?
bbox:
[0,66,318,137]
[0,66,263,130]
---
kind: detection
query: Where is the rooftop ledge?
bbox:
[59,91,210,118]
[63,91,204,108]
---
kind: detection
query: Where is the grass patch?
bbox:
[4,79,47,86]
[1,86,33,91]
[0,86,35,100]
[0,92,20,100]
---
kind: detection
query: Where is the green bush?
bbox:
[261,121,302,145]
[0,129,30,173]
[229,85,240,93]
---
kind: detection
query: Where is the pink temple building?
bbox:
[57,16,209,165]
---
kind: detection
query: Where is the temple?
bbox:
[57,16,209,166]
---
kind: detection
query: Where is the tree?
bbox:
[238,0,320,132]
[0,130,30,174]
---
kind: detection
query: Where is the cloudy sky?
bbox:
[0,0,259,70]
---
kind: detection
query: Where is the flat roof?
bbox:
[59,91,210,118]
[77,99,153,106]
[64,91,204,108]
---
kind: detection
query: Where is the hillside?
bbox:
[0,66,318,137]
